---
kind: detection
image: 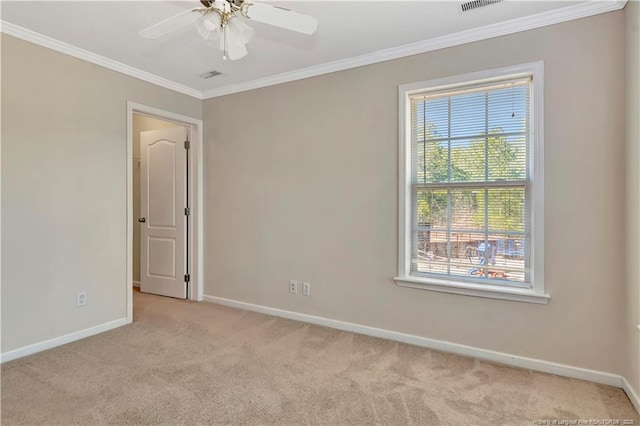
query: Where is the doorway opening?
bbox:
[126,102,203,323]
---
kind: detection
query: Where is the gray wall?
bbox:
[625,0,640,399]
[132,115,182,283]
[1,34,202,352]
[203,11,627,375]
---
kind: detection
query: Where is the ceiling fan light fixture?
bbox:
[226,37,248,60]
[196,13,221,40]
[220,23,249,61]
[227,17,254,45]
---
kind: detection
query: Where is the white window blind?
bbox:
[409,77,531,287]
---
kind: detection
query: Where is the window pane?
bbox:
[424,97,449,140]
[488,85,529,134]
[484,187,526,234]
[414,188,448,229]
[486,135,526,181]
[463,233,527,283]
[450,138,486,182]
[450,188,484,233]
[450,92,486,139]
[413,141,450,184]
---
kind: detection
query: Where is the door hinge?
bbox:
[184,274,190,283]
[184,207,191,216]
[184,140,191,150]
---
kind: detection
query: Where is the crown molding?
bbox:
[202,0,627,99]
[0,21,203,100]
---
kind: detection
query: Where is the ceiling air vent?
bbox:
[199,70,222,79]
[460,0,503,13]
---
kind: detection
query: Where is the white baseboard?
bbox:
[202,295,623,389]
[623,376,640,415]
[0,318,127,363]
[133,280,140,288]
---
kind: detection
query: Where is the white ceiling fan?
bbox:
[139,0,318,61]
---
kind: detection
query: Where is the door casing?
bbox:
[126,102,204,323]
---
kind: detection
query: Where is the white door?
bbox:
[140,126,189,299]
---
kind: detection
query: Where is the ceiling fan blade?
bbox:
[139,8,201,39]
[245,2,318,35]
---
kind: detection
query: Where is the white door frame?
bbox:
[126,101,204,323]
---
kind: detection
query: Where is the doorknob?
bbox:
[138,217,146,223]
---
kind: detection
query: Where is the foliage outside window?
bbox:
[397,63,547,303]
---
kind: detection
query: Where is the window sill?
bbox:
[394,276,550,304]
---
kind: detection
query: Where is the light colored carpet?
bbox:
[2,291,638,425]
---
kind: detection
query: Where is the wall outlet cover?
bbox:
[76,291,87,307]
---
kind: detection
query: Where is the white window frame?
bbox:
[395,62,549,304]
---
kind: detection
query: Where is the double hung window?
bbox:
[396,63,548,303]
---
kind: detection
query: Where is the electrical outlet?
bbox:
[302,282,311,296]
[76,291,87,307]
[289,280,298,294]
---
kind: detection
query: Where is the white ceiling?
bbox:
[0,1,625,98]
